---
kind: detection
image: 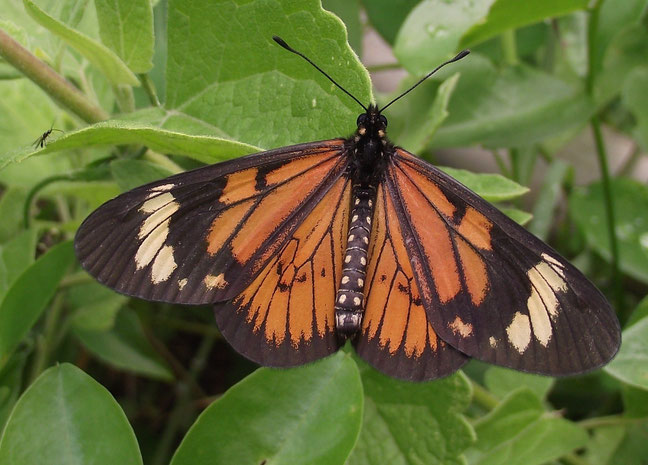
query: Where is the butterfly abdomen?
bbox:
[335,184,376,338]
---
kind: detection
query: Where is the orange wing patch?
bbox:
[393,159,493,308]
[355,186,468,380]
[213,178,351,366]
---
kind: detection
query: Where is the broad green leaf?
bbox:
[596,421,648,465]
[0,241,73,365]
[528,160,571,240]
[322,0,362,55]
[2,108,260,169]
[440,167,529,202]
[348,364,474,465]
[0,350,27,431]
[0,364,142,465]
[362,0,419,44]
[165,0,371,150]
[170,352,363,465]
[627,295,648,328]
[592,0,648,80]
[23,0,139,85]
[94,0,154,73]
[432,62,595,148]
[0,188,28,242]
[461,0,588,48]
[501,208,532,226]
[387,73,461,154]
[68,282,127,332]
[483,367,554,400]
[569,178,648,284]
[394,0,495,76]
[472,389,544,452]
[110,159,175,191]
[74,307,173,381]
[583,425,627,465]
[596,24,648,105]
[0,229,37,299]
[622,384,648,418]
[622,67,648,151]
[470,417,587,465]
[605,315,648,390]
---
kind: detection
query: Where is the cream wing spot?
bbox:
[506,312,532,354]
[338,294,347,304]
[341,276,350,284]
[135,219,170,269]
[449,316,473,338]
[178,278,188,290]
[151,245,177,283]
[353,296,361,306]
[204,273,227,290]
[489,336,498,348]
[138,199,180,240]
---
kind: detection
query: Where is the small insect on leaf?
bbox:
[74,37,621,381]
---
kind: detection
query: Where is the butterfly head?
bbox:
[356,105,388,142]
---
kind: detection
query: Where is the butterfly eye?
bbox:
[356,113,367,126]
[379,115,388,127]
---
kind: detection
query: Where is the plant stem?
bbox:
[29,292,65,383]
[561,453,592,465]
[470,379,499,411]
[151,336,215,465]
[140,73,161,106]
[0,29,108,123]
[579,414,641,429]
[501,29,518,66]
[586,0,626,317]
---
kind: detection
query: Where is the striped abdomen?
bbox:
[335,184,376,338]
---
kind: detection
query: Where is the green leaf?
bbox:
[468,389,589,465]
[627,295,648,328]
[73,307,173,381]
[170,352,363,465]
[569,177,648,284]
[165,0,371,149]
[362,0,419,44]
[23,0,139,86]
[0,229,37,299]
[583,425,627,465]
[483,367,554,400]
[472,389,544,452]
[605,315,648,390]
[394,0,495,76]
[622,384,648,418]
[622,67,648,151]
[440,167,529,202]
[596,24,648,105]
[348,364,474,465]
[110,159,175,191]
[388,73,461,154]
[500,208,532,226]
[68,282,127,332]
[322,0,362,54]
[94,0,154,73]
[528,160,571,240]
[432,61,595,148]
[0,241,73,365]
[0,350,28,431]
[2,109,260,169]
[0,364,142,465]
[0,189,27,243]
[461,0,588,48]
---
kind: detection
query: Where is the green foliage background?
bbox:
[0,0,647,464]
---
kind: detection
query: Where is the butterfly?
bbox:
[74,37,621,381]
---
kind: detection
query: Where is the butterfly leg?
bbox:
[335,184,376,339]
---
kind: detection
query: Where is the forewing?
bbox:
[355,184,469,381]
[75,140,347,304]
[214,177,352,366]
[384,148,621,375]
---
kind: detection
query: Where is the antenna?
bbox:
[379,50,470,112]
[273,36,368,112]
